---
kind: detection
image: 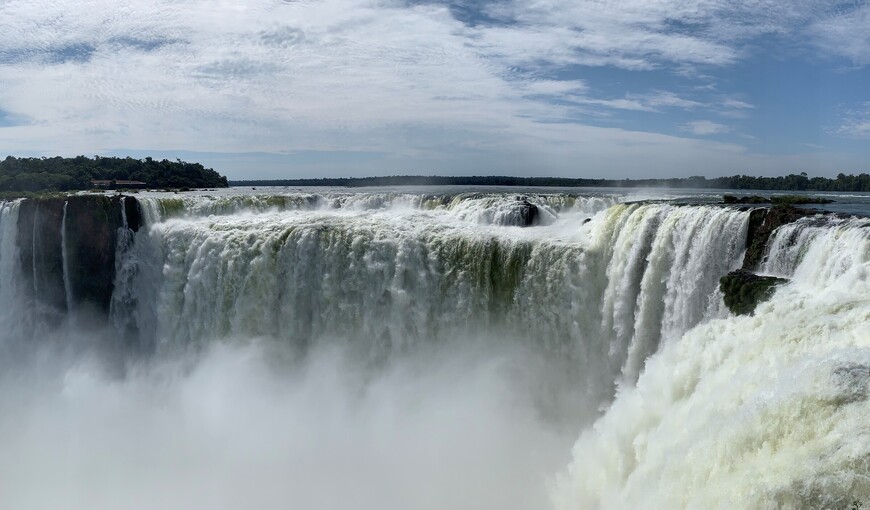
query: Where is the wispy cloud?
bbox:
[833,102,870,139]
[575,90,703,113]
[682,120,730,136]
[722,98,754,110]
[473,0,841,72]
[0,0,865,178]
[809,3,870,66]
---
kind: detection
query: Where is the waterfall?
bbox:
[761,216,870,281]
[552,215,870,509]
[0,191,866,509]
[0,201,20,323]
[109,196,152,351]
[0,194,751,377]
[596,204,748,385]
[131,192,619,224]
[115,200,746,366]
[30,204,38,299]
[61,201,73,313]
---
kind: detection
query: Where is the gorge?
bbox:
[0,190,867,509]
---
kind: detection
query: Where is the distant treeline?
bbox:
[0,156,229,192]
[231,173,870,192]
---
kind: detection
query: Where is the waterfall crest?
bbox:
[0,191,866,509]
[552,215,870,509]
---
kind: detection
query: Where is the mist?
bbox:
[0,334,582,510]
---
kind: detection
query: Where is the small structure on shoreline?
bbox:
[91,179,147,189]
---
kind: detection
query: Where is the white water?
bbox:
[111,198,749,404]
[61,201,73,313]
[0,201,20,326]
[553,215,870,510]
[0,192,867,509]
[110,197,141,343]
[133,191,619,226]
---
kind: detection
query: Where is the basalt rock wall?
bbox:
[741,205,819,269]
[16,195,140,318]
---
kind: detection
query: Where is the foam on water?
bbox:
[0,191,866,509]
[552,216,870,509]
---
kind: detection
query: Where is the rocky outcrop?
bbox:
[742,205,819,269]
[720,269,787,315]
[16,195,140,317]
[723,195,769,205]
[516,199,539,227]
[719,200,838,316]
[17,198,67,314]
[724,194,834,205]
[65,195,126,311]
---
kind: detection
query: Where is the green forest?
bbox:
[0,156,228,192]
[4,155,868,193]
[232,173,870,191]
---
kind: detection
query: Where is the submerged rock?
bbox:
[720,269,788,315]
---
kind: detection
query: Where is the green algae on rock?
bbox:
[720,269,788,315]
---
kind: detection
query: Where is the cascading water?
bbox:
[0,190,866,510]
[552,214,870,510]
[111,197,749,403]
[109,196,144,350]
[0,201,20,325]
[61,201,73,313]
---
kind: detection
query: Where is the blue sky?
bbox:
[0,0,868,179]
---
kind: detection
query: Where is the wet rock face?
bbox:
[124,196,141,232]
[16,195,140,317]
[517,199,539,227]
[65,195,124,311]
[742,205,818,269]
[17,198,67,315]
[720,269,788,315]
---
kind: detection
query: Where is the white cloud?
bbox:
[721,98,754,110]
[473,3,739,71]
[833,102,870,139]
[809,4,870,66]
[682,120,730,136]
[715,96,755,119]
[642,91,704,109]
[574,90,703,112]
[0,0,864,178]
[477,0,838,72]
[515,79,588,98]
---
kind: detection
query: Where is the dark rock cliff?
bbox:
[741,205,819,270]
[16,195,140,319]
[720,203,836,315]
[17,199,66,315]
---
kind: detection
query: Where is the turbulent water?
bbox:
[0,189,867,509]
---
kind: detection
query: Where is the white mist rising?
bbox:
[1,192,867,510]
[0,339,577,510]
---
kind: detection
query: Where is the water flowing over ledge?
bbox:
[0,191,867,509]
[552,214,870,509]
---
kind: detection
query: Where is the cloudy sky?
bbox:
[0,0,868,179]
